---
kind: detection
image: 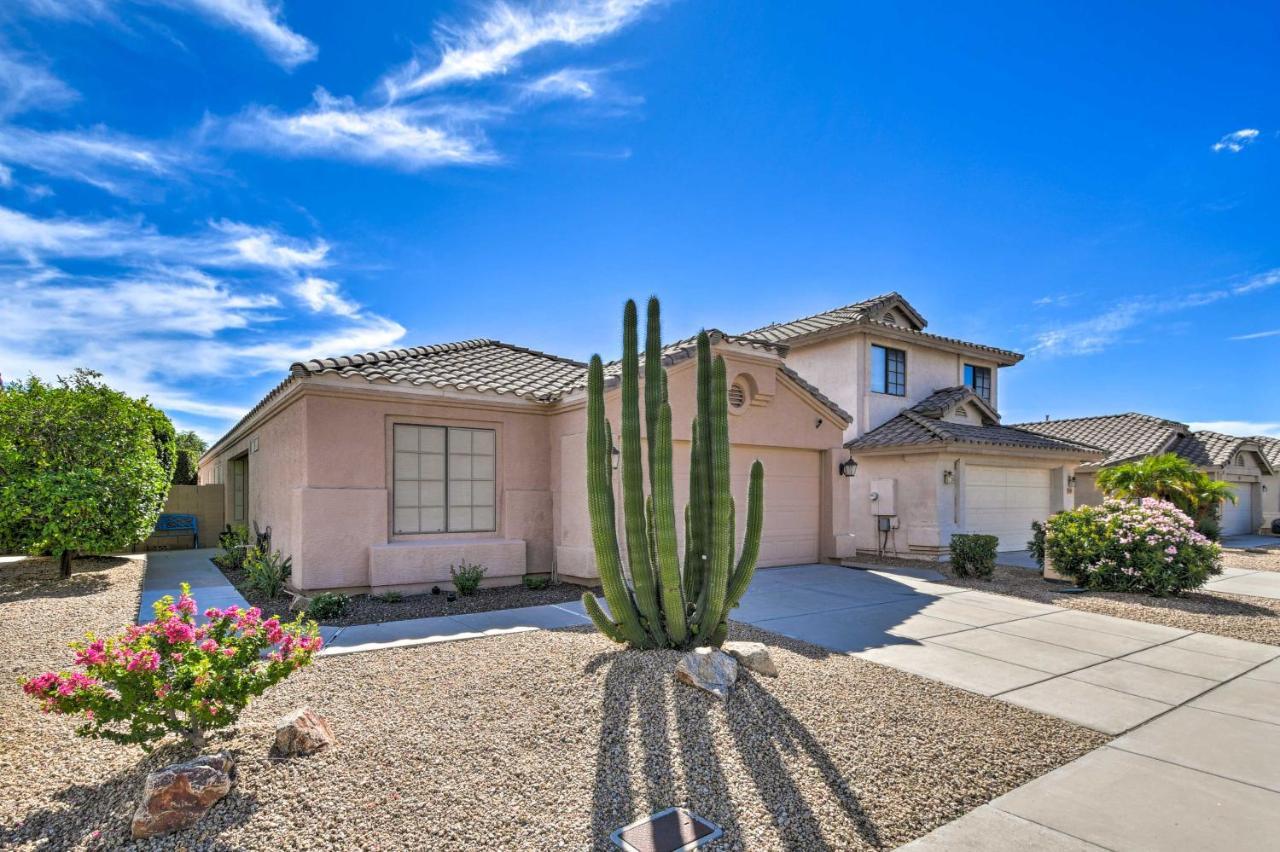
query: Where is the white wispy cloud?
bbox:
[522,67,601,100]
[1230,329,1280,341]
[1031,267,1280,356]
[8,0,315,68]
[293,275,359,316]
[0,205,330,270]
[1189,421,1280,439]
[0,48,78,117]
[0,124,195,197]
[1212,128,1260,153]
[215,88,496,169]
[381,0,656,99]
[0,210,404,425]
[165,0,316,68]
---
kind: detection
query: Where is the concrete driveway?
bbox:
[737,564,1280,851]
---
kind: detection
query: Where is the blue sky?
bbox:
[1,1,1276,442]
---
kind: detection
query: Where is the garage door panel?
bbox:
[965,465,1051,551]
[1221,486,1254,536]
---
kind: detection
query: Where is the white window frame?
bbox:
[393,424,497,534]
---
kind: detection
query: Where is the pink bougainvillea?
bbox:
[22,583,321,750]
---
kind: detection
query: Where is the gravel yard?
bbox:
[218,559,596,626]
[1222,545,1280,573]
[1,559,1108,850]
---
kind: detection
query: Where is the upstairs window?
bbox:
[871,344,906,396]
[964,364,992,402]
[393,425,496,534]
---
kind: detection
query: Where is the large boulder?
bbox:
[274,707,336,757]
[675,647,739,700]
[723,641,778,677]
[131,752,235,839]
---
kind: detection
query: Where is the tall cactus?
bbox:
[581,297,765,649]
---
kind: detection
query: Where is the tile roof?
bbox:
[1252,435,1280,469]
[1011,413,1188,470]
[292,339,587,401]
[1168,431,1242,467]
[846,388,1105,456]
[744,292,915,342]
[742,292,1023,363]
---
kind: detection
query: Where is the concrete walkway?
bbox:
[139,548,249,622]
[1204,564,1280,600]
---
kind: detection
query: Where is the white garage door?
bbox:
[1221,484,1254,536]
[674,444,821,568]
[965,465,1051,551]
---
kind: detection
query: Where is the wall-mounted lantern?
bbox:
[610,443,621,470]
[942,469,954,485]
[1068,475,1077,491]
[838,455,858,478]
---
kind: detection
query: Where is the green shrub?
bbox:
[949,534,998,578]
[522,575,552,591]
[373,591,402,603]
[1196,514,1221,543]
[0,370,175,578]
[1044,498,1221,596]
[308,592,350,620]
[243,546,292,598]
[450,561,486,595]
[214,524,250,570]
[1028,520,1048,569]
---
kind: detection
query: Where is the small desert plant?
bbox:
[213,524,251,570]
[243,546,292,598]
[1028,520,1048,569]
[949,534,998,578]
[307,592,350,620]
[522,575,552,591]
[21,583,320,750]
[373,591,403,603]
[450,561,486,595]
[1044,498,1221,596]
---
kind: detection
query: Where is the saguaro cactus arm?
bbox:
[696,354,734,639]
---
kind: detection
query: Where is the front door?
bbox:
[229,455,249,527]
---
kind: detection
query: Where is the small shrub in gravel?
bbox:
[1045,498,1221,596]
[522,575,551,591]
[243,546,292,598]
[21,583,322,750]
[950,534,997,578]
[372,591,402,603]
[450,561,486,595]
[213,524,250,570]
[308,592,350,620]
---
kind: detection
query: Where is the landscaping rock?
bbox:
[131,752,235,839]
[675,647,738,699]
[274,706,336,756]
[723,640,778,677]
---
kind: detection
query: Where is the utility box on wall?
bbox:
[869,478,897,516]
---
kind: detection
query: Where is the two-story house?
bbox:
[199,292,1103,595]
[746,293,1105,556]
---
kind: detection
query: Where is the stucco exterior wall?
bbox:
[1074,471,1104,507]
[783,330,1002,442]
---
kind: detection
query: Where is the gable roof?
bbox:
[846,388,1105,457]
[1012,413,1187,470]
[1252,435,1280,469]
[745,292,924,341]
[292,339,587,402]
[742,292,1023,364]
[207,329,850,458]
[1169,431,1275,473]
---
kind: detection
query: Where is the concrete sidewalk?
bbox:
[139,548,249,623]
[319,602,592,656]
[1204,564,1280,600]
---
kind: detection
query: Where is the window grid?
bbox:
[965,364,992,402]
[393,425,496,535]
[872,344,906,396]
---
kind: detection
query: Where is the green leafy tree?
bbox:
[172,430,207,485]
[1096,452,1236,524]
[0,370,176,577]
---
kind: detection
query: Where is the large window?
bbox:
[871,344,906,396]
[393,425,496,534]
[964,364,992,402]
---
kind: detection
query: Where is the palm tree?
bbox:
[1095,452,1236,524]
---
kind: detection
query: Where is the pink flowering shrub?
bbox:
[21,583,322,750]
[1044,498,1222,596]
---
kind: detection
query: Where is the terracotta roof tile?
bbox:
[1252,435,1280,469]
[845,409,1104,455]
[1012,413,1188,470]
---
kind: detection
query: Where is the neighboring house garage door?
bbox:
[1221,485,1254,536]
[965,465,1052,551]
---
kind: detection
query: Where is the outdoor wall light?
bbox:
[838,456,858,478]
[610,443,620,470]
[1068,475,1077,491]
[942,469,954,485]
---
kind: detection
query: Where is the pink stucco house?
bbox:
[200,293,1104,593]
